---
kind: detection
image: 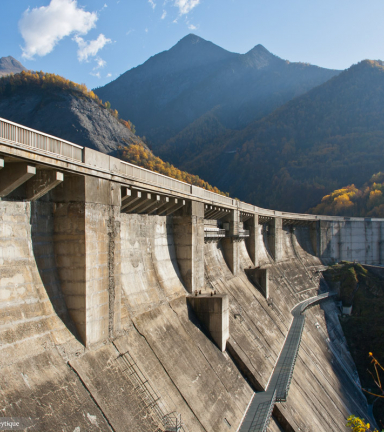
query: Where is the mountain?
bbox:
[94,34,340,146]
[0,71,225,194]
[0,73,141,154]
[0,56,27,77]
[172,60,384,212]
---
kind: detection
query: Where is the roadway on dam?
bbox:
[238,292,335,432]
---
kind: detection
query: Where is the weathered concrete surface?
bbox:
[119,213,185,318]
[0,201,78,368]
[69,344,163,432]
[222,209,241,275]
[204,225,371,431]
[173,201,205,293]
[113,329,207,432]
[133,302,246,431]
[245,215,259,267]
[0,189,374,432]
[187,293,229,351]
[0,349,112,431]
[319,220,384,264]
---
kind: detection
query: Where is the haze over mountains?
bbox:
[95,34,340,146]
[173,60,384,212]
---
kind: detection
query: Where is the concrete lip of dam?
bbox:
[0,116,381,431]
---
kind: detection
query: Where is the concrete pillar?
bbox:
[245,268,269,298]
[269,218,283,262]
[245,215,259,267]
[188,294,229,351]
[173,201,204,293]
[52,174,121,346]
[222,209,240,275]
[310,221,321,257]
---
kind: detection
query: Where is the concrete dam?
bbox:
[0,117,382,431]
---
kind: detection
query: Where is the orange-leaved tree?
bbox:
[347,353,384,431]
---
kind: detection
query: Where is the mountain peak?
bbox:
[177,33,205,45]
[0,56,27,77]
[243,44,282,68]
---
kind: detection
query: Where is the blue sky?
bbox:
[2,0,384,89]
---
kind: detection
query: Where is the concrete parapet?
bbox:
[188,293,229,351]
[245,267,269,298]
[173,201,204,293]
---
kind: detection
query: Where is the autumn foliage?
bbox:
[0,70,226,195]
[309,173,384,217]
[118,144,228,195]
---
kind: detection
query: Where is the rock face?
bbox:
[94,34,340,146]
[0,87,146,155]
[0,56,26,77]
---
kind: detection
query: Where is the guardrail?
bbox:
[0,117,83,161]
[2,117,384,223]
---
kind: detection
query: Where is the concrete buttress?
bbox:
[245,214,259,267]
[222,209,240,275]
[172,200,204,293]
[52,174,121,346]
[269,217,283,262]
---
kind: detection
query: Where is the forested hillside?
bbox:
[309,172,384,217]
[0,71,225,195]
[170,60,384,212]
[95,34,339,147]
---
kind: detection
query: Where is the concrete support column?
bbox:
[222,209,240,275]
[173,201,204,293]
[188,294,229,351]
[310,221,321,257]
[52,174,121,346]
[318,220,331,259]
[245,215,259,267]
[269,217,283,262]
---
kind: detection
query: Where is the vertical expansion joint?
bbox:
[107,210,119,339]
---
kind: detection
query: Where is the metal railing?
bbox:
[116,349,188,432]
[204,228,226,239]
[0,117,83,161]
[2,116,384,223]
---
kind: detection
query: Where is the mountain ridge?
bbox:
[95,34,340,146]
[172,59,384,212]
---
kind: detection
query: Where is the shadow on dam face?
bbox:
[30,200,81,343]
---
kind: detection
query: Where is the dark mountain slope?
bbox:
[95,34,340,146]
[0,71,225,194]
[0,56,26,77]
[178,60,384,212]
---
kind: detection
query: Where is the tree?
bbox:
[347,353,384,431]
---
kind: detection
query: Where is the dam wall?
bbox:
[0,117,381,431]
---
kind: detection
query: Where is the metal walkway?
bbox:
[238,292,335,432]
